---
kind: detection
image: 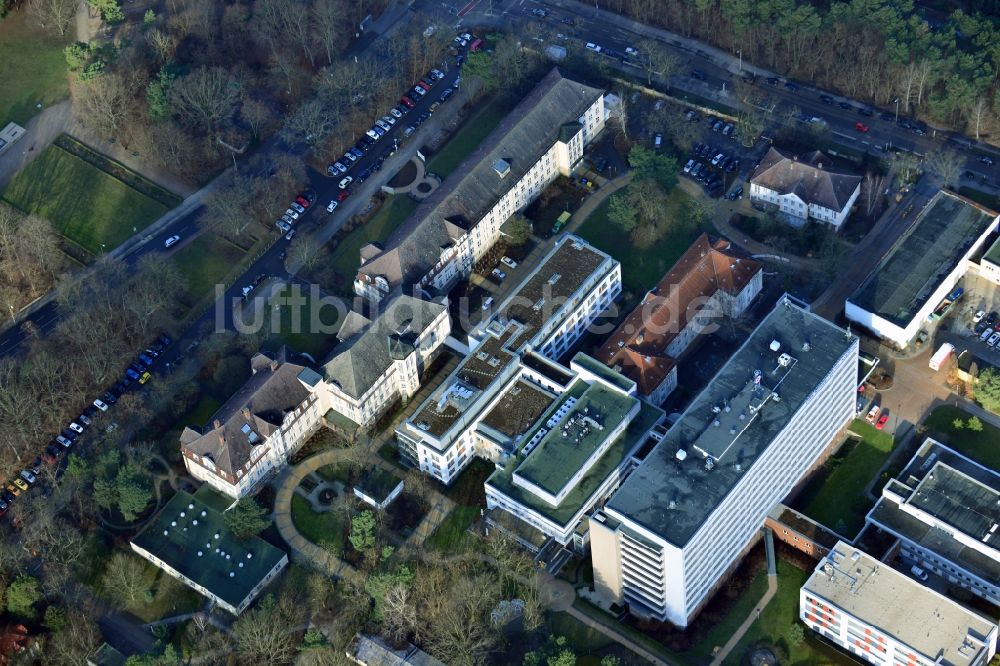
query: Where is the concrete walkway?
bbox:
[0,101,73,190]
[709,574,779,666]
[564,604,675,666]
[564,172,633,235]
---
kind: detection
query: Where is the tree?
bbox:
[75,71,140,144]
[382,583,416,642]
[925,147,964,187]
[965,96,993,141]
[976,367,1000,413]
[636,39,679,86]
[734,108,764,147]
[524,634,576,666]
[6,574,41,618]
[349,510,377,554]
[169,66,242,136]
[423,572,501,666]
[231,594,304,665]
[861,172,887,218]
[312,0,346,66]
[27,0,77,36]
[627,145,678,189]
[967,416,984,432]
[102,552,149,607]
[279,98,336,148]
[142,8,155,27]
[503,217,531,245]
[887,151,921,185]
[607,192,638,233]
[225,498,270,539]
[786,623,806,647]
[146,69,176,121]
[87,0,123,23]
[43,608,101,666]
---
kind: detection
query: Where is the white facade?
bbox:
[592,302,860,627]
[395,237,622,485]
[355,94,605,304]
[750,183,859,229]
[319,305,451,428]
[801,543,997,666]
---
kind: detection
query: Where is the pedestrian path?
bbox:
[709,574,778,666]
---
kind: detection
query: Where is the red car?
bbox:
[400,96,416,109]
[876,413,889,430]
[295,195,310,208]
[337,190,351,202]
[855,121,870,133]
[417,80,432,91]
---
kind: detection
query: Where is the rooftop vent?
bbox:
[769,340,781,352]
[493,158,511,178]
[675,449,687,462]
[778,353,792,367]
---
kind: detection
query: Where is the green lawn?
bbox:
[290,494,345,555]
[722,562,848,666]
[923,405,1000,469]
[172,233,247,304]
[0,10,70,125]
[575,186,702,297]
[426,505,478,552]
[329,194,418,284]
[794,420,894,537]
[425,101,511,178]
[2,145,170,255]
[690,569,770,660]
[263,284,341,360]
[316,464,350,484]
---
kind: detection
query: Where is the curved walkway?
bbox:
[564,172,633,236]
[709,575,778,665]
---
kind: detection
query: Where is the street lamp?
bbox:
[737,49,742,73]
[893,96,900,123]
[6,304,14,324]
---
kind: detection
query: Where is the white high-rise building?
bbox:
[801,542,997,666]
[590,298,859,627]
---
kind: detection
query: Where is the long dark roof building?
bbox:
[750,147,861,212]
[355,68,604,293]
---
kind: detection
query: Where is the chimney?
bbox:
[270,359,279,372]
[213,419,221,430]
[241,407,251,420]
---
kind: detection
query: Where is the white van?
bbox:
[910,565,929,581]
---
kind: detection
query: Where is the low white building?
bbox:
[846,190,999,348]
[866,438,1000,606]
[749,148,861,229]
[590,298,859,627]
[801,542,997,666]
[484,356,664,551]
[131,488,288,615]
[395,235,622,484]
[180,351,326,499]
[354,69,605,303]
[319,295,450,429]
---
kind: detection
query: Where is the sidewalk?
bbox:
[709,575,778,666]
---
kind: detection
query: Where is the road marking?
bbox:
[457,0,480,16]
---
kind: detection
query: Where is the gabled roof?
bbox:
[180,351,312,478]
[750,147,861,212]
[357,69,603,291]
[321,295,446,400]
[598,234,761,397]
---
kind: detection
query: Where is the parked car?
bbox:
[326,200,338,213]
[295,195,311,208]
[975,310,986,323]
[290,202,306,214]
[338,176,353,189]
[491,268,506,281]
[400,96,416,108]
[375,119,391,131]
[910,565,929,581]
[865,405,880,423]
[855,121,870,132]
[482,297,494,311]
[337,190,351,202]
[988,332,1000,347]
[101,391,118,405]
[78,413,92,427]
[329,162,348,174]
[857,107,874,117]
[412,85,427,97]
[19,470,35,485]
[585,42,601,52]
[381,114,397,126]
[876,413,889,430]
[276,219,291,233]
[403,126,416,137]
[501,256,518,269]
[784,81,800,91]
[820,94,834,104]
[979,155,995,166]
[164,235,181,248]
[683,159,695,174]
[56,435,73,448]
[728,185,744,200]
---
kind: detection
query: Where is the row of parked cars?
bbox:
[325,54,462,212]
[682,142,740,197]
[0,334,174,516]
[275,190,318,239]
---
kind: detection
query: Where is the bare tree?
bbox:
[279,98,336,148]
[43,607,101,666]
[170,66,243,135]
[382,583,416,642]
[861,171,887,218]
[26,0,77,36]
[312,0,346,66]
[423,573,501,666]
[637,38,680,86]
[926,147,964,187]
[145,28,178,65]
[887,150,921,185]
[241,97,275,140]
[734,108,764,147]
[965,96,993,141]
[75,71,141,143]
[101,552,148,607]
[231,593,305,665]
[608,88,629,141]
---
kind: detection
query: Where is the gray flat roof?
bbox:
[867,438,1000,582]
[407,236,611,444]
[486,401,664,528]
[849,191,997,327]
[804,542,995,666]
[514,381,637,497]
[606,299,857,547]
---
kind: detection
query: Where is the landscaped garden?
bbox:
[793,420,894,537]
[0,10,70,125]
[575,186,704,297]
[923,405,1000,469]
[290,494,346,555]
[2,145,172,255]
[171,233,248,305]
[261,284,342,360]
[426,459,494,552]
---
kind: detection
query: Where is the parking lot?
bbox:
[935,271,1000,360]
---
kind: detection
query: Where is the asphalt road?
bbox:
[0,45,465,358]
[447,0,998,185]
